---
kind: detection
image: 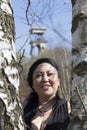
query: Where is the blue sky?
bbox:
[12,0,72,57]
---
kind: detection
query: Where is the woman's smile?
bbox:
[41,84,51,90]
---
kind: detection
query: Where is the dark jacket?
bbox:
[44,99,70,130]
[24,96,70,130]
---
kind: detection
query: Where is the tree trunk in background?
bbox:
[0,1,25,129]
[71,0,87,130]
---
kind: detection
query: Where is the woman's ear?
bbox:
[67,101,71,114]
[58,78,60,87]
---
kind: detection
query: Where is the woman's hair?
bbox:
[27,58,60,89]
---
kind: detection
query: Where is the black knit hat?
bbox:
[27,58,60,88]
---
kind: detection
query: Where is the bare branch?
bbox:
[26,0,31,25]
[75,86,87,116]
[18,49,25,64]
[17,34,30,54]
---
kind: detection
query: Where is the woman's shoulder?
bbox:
[45,98,70,130]
[54,98,71,120]
[57,98,67,107]
[57,98,71,114]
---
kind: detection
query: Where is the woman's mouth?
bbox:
[41,84,51,89]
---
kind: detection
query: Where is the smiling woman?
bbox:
[23,58,71,130]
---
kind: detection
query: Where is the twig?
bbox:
[26,0,31,25]
[75,86,87,116]
[18,49,25,64]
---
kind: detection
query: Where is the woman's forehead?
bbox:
[33,63,57,72]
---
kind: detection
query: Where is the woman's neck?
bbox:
[38,95,56,106]
[38,96,56,117]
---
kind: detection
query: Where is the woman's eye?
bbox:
[48,73,54,76]
[36,74,42,78]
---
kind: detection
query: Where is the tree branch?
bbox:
[26,0,31,25]
[75,86,87,116]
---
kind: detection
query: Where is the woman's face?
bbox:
[32,63,60,101]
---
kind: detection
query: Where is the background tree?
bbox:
[0,1,25,129]
[71,0,87,129]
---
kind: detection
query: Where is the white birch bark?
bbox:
[71,0,87,129]
[0,0,25,129]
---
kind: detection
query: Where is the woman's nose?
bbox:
[42,74,48,81]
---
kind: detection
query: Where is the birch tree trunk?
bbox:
[71,0,87,129]
[0,0,25,129]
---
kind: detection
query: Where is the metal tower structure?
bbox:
[30,27,47,56]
